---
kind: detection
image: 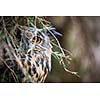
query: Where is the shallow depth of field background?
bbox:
[45,17,100,82]
[0,16,100,83]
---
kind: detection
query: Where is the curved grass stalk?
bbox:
[37,17,80,78]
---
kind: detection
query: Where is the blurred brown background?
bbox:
[45,16,100,82]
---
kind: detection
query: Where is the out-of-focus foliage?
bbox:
[46,16,100,82]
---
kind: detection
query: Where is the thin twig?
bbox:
[2,17,33,82]
[0,57,19,82]
[37,17,80,77]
